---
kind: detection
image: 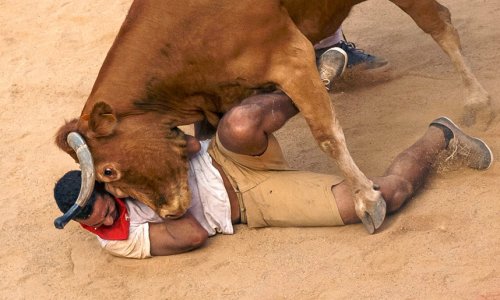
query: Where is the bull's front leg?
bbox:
[310,108,387,233]
[269,34,386,234]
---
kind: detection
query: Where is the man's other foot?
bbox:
[333,40,389,71]
[317,47,348,90]
[430,116,494,170]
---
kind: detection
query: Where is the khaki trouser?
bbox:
[208,133,345,228]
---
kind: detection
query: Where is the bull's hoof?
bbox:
[461,108,496,131]
[461,94,496,130]
[359,196,386,234]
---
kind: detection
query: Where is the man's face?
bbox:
[77,193,118,228]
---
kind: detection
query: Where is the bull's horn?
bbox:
[54,132,95,229]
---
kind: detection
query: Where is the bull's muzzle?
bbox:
[54,132,95,229]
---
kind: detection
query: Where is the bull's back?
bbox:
[86,0,359,122]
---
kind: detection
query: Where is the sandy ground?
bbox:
[1,0,499,298]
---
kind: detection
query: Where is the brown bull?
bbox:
[55,0,492,233]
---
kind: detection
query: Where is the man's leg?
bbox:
[214,92,348,228]
[217,93,492,227]
[217,92,299,156]
[334,118,493,224]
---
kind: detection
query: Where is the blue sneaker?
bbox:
[332,40,389,71]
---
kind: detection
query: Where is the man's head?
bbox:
[54,171,117,227]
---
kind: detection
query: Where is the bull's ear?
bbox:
[55,118,79,159]
[88,102,117,137]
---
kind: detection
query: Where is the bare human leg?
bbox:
[218,92,299,156]
[334,120,493,224]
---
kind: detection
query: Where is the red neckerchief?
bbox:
[81,197,130,240]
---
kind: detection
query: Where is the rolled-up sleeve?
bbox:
[97,223,152,259]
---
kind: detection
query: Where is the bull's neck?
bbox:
[81,13,184,121]
[80,2,219,126]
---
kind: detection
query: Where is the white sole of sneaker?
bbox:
[326,47,348,77]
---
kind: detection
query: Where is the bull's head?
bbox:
[54,101,191,228]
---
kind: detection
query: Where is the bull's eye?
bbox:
[104,168,113,176]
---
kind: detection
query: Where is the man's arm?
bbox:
[148,211,208,256]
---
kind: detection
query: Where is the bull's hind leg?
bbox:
[268,28,386,234]
[391,0,494,127]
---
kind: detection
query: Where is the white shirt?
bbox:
[188,140,233,235]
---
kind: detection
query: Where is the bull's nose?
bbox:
[160,205,188,219]
[165,213,183,220]
[164,209,187,219]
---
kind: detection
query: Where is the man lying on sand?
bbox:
[53,87,493,258]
